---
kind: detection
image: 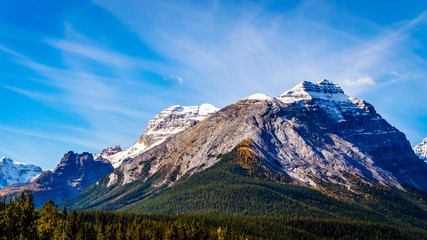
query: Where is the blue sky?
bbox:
[1,0,427,169]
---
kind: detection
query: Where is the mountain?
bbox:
[414,138,427,162]
[0,152,114,207]
[63,80,427,213]
[0,157,42,189]
[97,104,219,168]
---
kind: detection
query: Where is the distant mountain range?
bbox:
[0,157,42,189]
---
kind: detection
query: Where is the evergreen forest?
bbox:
[1,190,427,239]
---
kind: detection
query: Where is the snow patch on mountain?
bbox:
[98,142,146,169]
[0,157,42,189]
[414,138,427,162]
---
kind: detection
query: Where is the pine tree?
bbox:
[0,198,5,240]
[216,227,231,240]
[37,198,60,240]
[68,209,82,238]
[21,193,37,240]
[115,222,126,240]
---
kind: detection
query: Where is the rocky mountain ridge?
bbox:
[0,157,42,189]
[65,79,427,211]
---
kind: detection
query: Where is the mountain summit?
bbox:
[65,80,427,211]
[278,79,349,103]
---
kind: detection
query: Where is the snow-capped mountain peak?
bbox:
[0,157,43,189]
[138,103,219,147]
[0,157,12,164]
[241,93,282,106]
[243,93,274,101]
[100,103,219,169]
[278,79,350,103]
[414,138,427,161]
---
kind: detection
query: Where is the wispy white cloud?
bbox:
[0,124,100,149]
[0,44,25,58]
[46,39,167,71]
[165,74,183,85]
[344,75,376,87]
[0,42,170,159]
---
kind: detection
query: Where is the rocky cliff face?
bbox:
[12,152,113,207]
[99,146,122,157]
[414,138,427,162]
[99,104,219,168]
[277,80,427,191]
[0,157,42,189]
[69,80,427,210]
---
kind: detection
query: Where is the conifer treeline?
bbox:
[1,193,426,240]
[0,193,235,240]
